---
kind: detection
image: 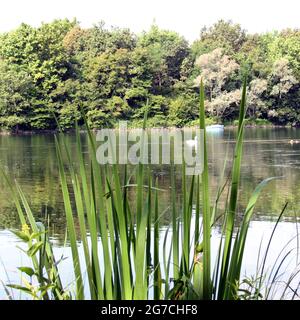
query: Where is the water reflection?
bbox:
[0,127,300,243]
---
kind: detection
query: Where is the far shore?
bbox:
[0,123,296,136]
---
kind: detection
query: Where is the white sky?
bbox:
[0,0,299,42]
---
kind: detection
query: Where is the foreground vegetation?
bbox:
[2,83,299,300]
[0,20,300,131]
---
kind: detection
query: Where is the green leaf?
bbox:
[27,242,43,257]
[11,230,30,242]
[18,267,35,277]
[7,284,32,294]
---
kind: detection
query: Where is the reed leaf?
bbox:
[199,79,212,299]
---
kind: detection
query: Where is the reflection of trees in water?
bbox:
[0,207,19,229]
[0,128,300,243]
[208,128,300,218]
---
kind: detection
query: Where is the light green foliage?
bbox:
[191,20,246,58]
[8,224,70,300]
[0,19,76,129]
[138,24,190,92]
[58,104,81,129]
[84,48,147,100]
[0,20,75,89]
[168,95,198,126]
[82,47,151,126]
[84,22,136,56]
[0,61,33,130]
[267,30,300,78]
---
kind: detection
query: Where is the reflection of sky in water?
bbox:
[1,218,299,299]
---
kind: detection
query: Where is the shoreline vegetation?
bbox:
[0,122,290,136]
[0,19,300,132]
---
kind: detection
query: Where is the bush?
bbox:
[168,96,194,126]
[58,104,81,129]
[0,115,27,131]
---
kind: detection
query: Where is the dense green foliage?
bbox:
[0,19,300,131]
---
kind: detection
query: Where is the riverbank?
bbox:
[0,123,295,136]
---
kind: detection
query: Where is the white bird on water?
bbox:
[185,125,224,149]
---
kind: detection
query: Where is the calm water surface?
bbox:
[0,127,300,298]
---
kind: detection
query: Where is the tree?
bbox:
[236,34,272,79]
[82,47,153,127]
[0,19,77,129]
[270,58,297,99]
[0,61,33,130]
[191,20,246,58]
[168,95,198,127]
[206,90,241,121]
[194,48,239,100]
[65,22,137,60]
[1,19,300,130]
[267,30,300,79]
[63,26,89,56]
[247,78,268,118]
[49,79,83,129]
[138,25,190,93]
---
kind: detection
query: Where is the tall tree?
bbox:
[0,61,33,130]
[194,48,239,100]
[270,58,297,100]
[191,20,246,58]
[138,25,190,93]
